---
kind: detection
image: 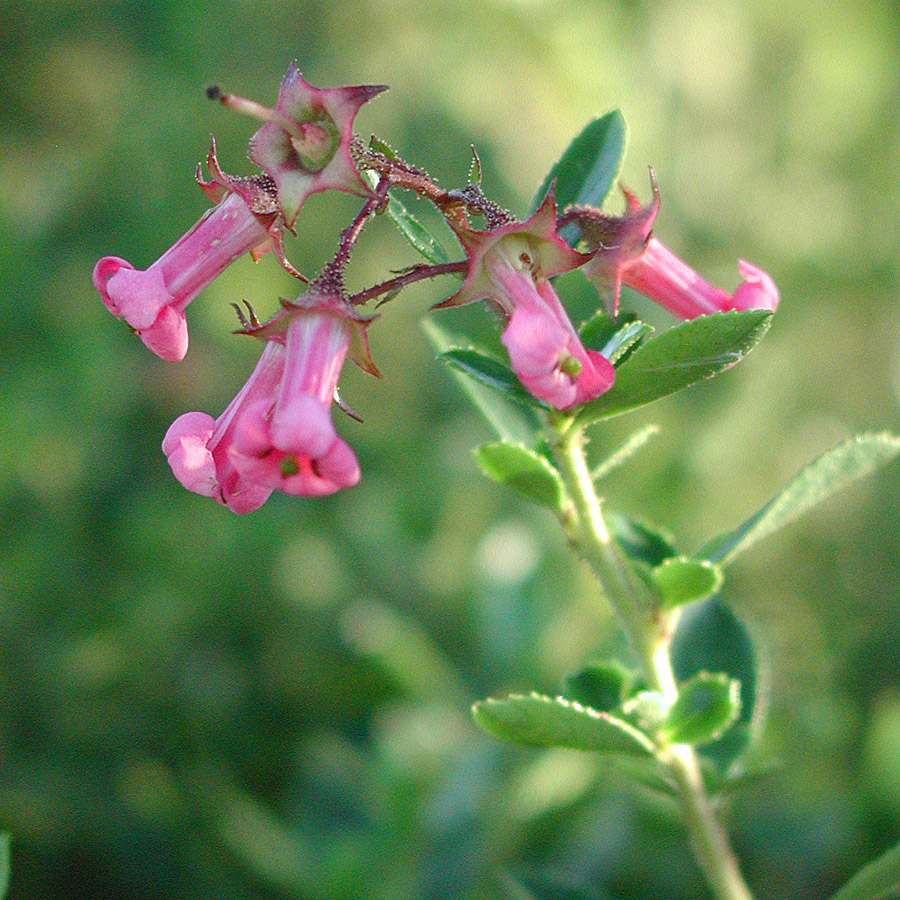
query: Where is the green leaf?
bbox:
[474,442,566,512]
[531,112,627,246]
[697,432,900,566]
[472,693,655,755]
[580,312,653,365]
[671,598,759,772]
[364,168,450,265]
[829,840,900,900]
[608,514,676,567]
[385,193,450,265]
[0,833,8,900]
[651,557,724,611]
[563,662,631,712]
[575,310,773,425]
[423,320,541,445]
[591,424,660,481]
[664,672,741,745]
[438,348,549,408]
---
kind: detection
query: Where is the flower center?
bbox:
[279,455,300,477]
[559,355,582,378]
[289,113,340,172]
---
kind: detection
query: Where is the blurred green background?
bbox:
[2,0,900,897]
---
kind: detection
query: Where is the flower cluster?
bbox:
[93,65,779,512]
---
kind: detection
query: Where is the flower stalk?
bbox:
[551,416,754,900]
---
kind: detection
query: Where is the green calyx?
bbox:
[289,111,340,172]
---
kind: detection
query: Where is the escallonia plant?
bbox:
[92,62,900,900]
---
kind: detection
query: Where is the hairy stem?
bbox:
[551,418,754,900]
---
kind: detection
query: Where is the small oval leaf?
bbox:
[563,662,631,712]
[576,310,773,425]
[474,443,566,512]
[671,598,759,771]
[608,514,676,567]
[473,693,655,755]
[664,672,741,746]
[651,557,724,611]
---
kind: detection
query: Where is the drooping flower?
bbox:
[568,173,779,319]
[436,193,615,409]
[163,340,285,513]
[220,62,387,228]
[163,290,374,512]
[93,140,299,361]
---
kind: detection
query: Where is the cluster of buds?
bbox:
[93,64,779,513]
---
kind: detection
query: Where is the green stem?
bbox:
[551,417,754,900]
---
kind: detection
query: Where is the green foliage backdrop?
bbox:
[2,1,900,898]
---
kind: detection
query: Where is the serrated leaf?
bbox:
[579,310,626,350]
[474,443,566,512]
[563,662,631,712]
[580,312,653,365]
[438,348,549,408]
[423,320,541,445]
[651,557,723,611]
[664,672,741,745]
[531,112,627,247]
[697,432,900,566]
[364,169,450,265]
[0,833,8,900]
[591,424,660,481]
[473,693,655,755]
[575,310,773,425]
[671,598,759,772]
[608,514,676,567]
[829,840,900,900]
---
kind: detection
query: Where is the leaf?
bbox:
[651,557,724,611]
[575,310,773,425]
[423,320,541,445]
[664,672,741,745]
[0,833,8,900]
[438,348,550,410]
[531,111,627,247]
[591,424,660,481]
[580,312,653,365]
[364,168,450,265]
[474,443,566,512]
[563,662,631,712]
[472,693,655,755]
[829,841,900,900]
[608,514,676,567]
[697,432,900,566]
[671,598,759,773]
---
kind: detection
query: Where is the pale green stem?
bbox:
[552,418,754,900]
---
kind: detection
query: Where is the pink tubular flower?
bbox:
[436,194,615,410]
[569,174,779,319]
[163,291,374,512]
[93,141,295,361]
[223,62,387,228]
[163,341,285,513]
